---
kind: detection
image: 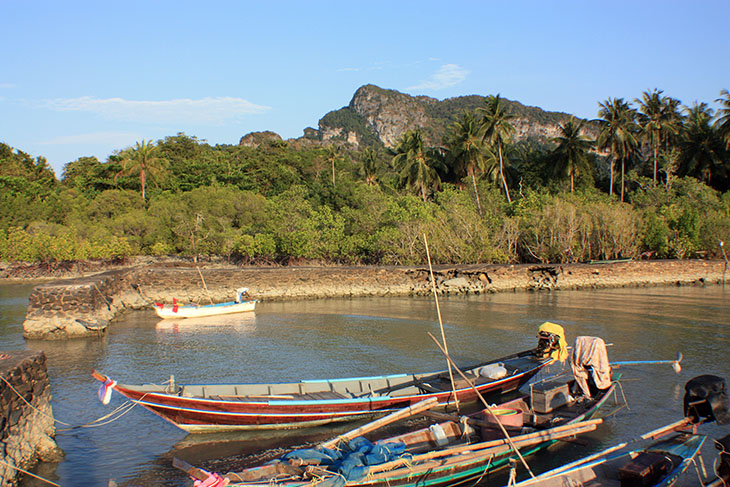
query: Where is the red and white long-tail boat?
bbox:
[92,324,567,433]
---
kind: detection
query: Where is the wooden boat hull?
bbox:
[515,432,705,487]
[93,354,551,432]
[154,300,256,319]
[221,379,620,487]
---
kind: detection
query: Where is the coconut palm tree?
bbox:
[678,102,725,185]
[324,144,341,186]
[716,89,730,150]
[550,117,594,192]
[596,98,640,201]
[359,147,380,186]
[636,89,680,186]
[478,94,514,203]
[445,112,496,215]
[114,139,168,200]
[391,130,441,202]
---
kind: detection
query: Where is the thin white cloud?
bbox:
[408,64,469,91]
[0,83,16,89]
[41,96,270,125]
[39,131,141,146]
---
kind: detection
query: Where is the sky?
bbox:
[2,0,729,177]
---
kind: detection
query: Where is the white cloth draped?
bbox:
[571,336,611,398]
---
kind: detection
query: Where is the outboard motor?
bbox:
[235,287,249,303]
[536,331,561,358]
[683,375,730,424]
[535,322,568,363]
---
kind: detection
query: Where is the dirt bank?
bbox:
[11,257,728,339]
[3,257,727,296]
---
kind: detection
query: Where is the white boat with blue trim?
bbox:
[154,288,257,319]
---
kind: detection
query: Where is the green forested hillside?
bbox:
[1,87,729,265]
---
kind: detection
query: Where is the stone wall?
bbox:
[22,270,128,339]
[20,259,728,339]
[0,351,62,487]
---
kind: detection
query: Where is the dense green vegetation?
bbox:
[1,89,729,266]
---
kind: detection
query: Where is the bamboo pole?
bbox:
[320,397,439,449]
[423,234,460,412]
[196,266,214,304]
[427,332,536,478]
[365,419,601,475]
[721,241,728,287]
[522,417,693,482]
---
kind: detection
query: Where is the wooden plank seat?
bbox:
[211,391,348,402]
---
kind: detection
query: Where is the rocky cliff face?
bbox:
[242,84,595,150]
[346,85,431,147]
[315,84,595,149]
[239,131,283,148]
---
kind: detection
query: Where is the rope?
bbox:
[1,374,147,431]
[0,457,61,487]
[714,440,729,486]
[462,453,494,487]
[56,400,138,431]
[0,375,73,426]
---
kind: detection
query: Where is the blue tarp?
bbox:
[280,437,408,487]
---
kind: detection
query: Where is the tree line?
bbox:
[1,89,729,265]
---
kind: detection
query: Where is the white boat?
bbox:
[154,288,257,319]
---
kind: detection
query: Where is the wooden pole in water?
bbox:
[427,331,536,478]
[196,266,214,305]
[423,234,460,413]
[720,241,728,287]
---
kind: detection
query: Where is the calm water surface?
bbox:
[1,283,729,486]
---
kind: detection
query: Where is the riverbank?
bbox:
[5,258,727,339]
[2,257,726,289]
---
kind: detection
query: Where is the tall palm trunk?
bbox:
[140,167,147,200]
[653,144,658,186]
[620,157,625,202]
[497,144,511,203]
[609,160,614,197]
[469,168,483,216]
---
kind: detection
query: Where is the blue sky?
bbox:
[2,0,729,176]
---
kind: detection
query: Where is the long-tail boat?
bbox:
[173,366,621,487]
[508,374,730,487]
[92,323,568,432]
[510,429,705,487]
[154,288,256,319]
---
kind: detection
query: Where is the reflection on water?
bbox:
[155,313,257,334]
[0,284,729,486]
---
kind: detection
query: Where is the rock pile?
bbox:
[0,351,62,486]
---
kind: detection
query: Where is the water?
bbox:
[1,282,729,486]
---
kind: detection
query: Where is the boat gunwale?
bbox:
[109,359,548,407]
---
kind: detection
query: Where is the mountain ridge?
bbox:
[240,84,596,150]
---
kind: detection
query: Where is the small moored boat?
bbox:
[154,287,257,319]
[511,431,705,487]
[92,323,569,432]
[509,374,730,487]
